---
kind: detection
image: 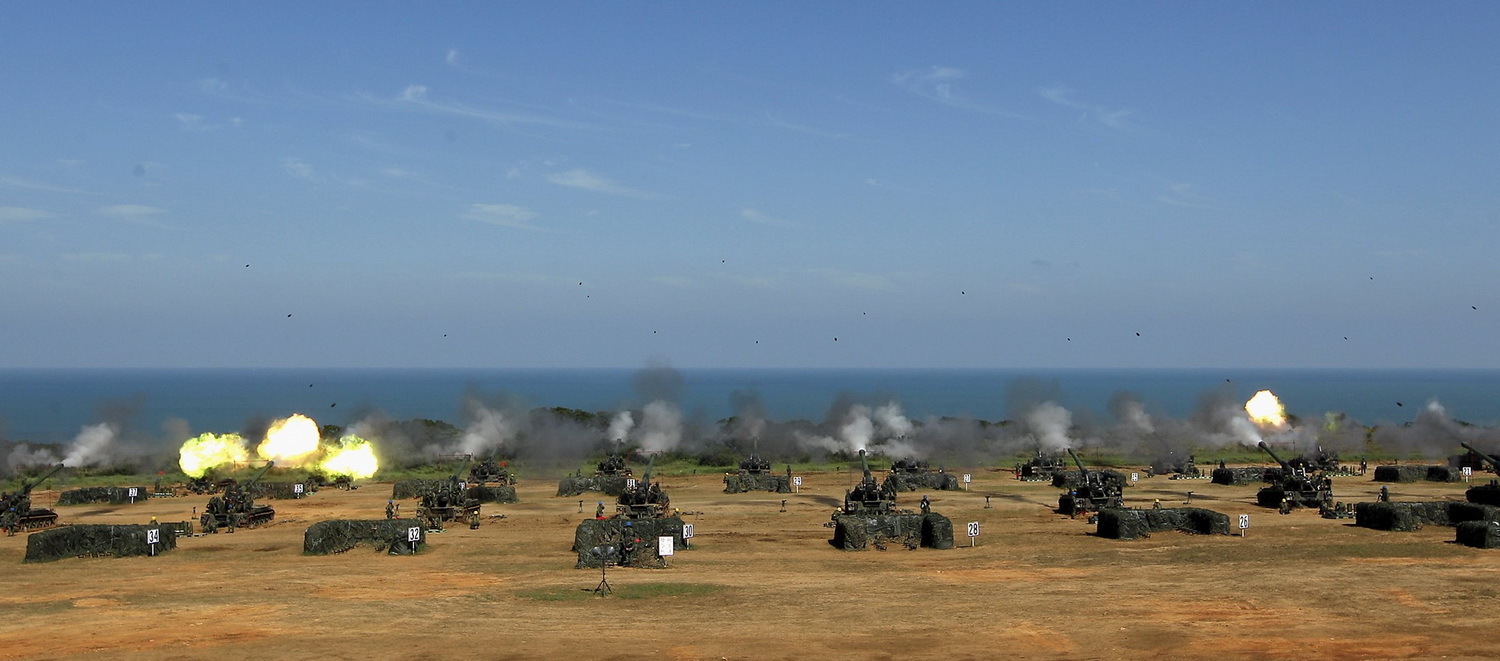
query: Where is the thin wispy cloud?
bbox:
[890,66,1024,118]
[446,49,461,67]
[0,206,53,223]
[379,85,592,131]
[461,203,543,231]
[61,252,163,263]
[740,208,799,228]
[1038,84,1134,130]
[100,204,173,228]
[174,112,242,132]
[1156,182,1212,209]
[807,267,895,291]
[649,276,695,288]
[546,169,656,198]
[763,113,850,139]
[283,158,316,181]
[0,175,93,195]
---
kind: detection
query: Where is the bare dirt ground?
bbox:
[2,468,1496,660]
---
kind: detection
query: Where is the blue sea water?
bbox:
[3,368,1500,445]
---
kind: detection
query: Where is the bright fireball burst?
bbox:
[1245,390,1288,427]
[257,413,321,463]
[319,435,379,479]
[178,432,248,478]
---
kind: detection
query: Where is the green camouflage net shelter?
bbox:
[250,481,312,499]
[1372,465,1460,483]
[556,474,630,497]
[1455,521,1500,548]
[392,479,442,500]
[303,519,427,555]
[1210,467,1267,485]
[56,486,150,506]
[1095,507,1231,540]
[831,512,954,551]
[723,473,791,493]
[883,472,961,492]
[571,516,686,569]
[1053,469,1127,490]
[23,524,178,563]
[468,484,519,504]
[1354,501,1500,532]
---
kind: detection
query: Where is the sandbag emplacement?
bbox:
[557,475,631,497]
[831,512,954,551]
[1455,521,1500,548]
[884,473,961,492]
[1095,507,1231,540]
[1210,467,1267,486]
[250,482,312,499]
[392,479,442,500]
[467,484,518,504]
[723,474,791,493]
[1053,470,1127,490]
[572,517,686,568]
[1354,501,1452,531]
[24,524,178,563]
[1372,466,1425,482]
[56,486,150,506]
[303,519,426,555]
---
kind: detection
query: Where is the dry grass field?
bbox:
[2,468,1496,660]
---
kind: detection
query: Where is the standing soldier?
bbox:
[919,494,931,514]
[1379,485,1390,503]
[385,500,395,520]
[595,501,606,519]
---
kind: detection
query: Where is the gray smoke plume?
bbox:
[62,423,118,467]
[1024,402,1074,452]
[636,400,683,453]
[607,412,635,442]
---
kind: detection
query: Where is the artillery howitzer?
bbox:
[201,460,277,532]
[882,455,961,492]
[1255,442,1332,509]
[557,442,635,497]
[723,440,792,493]
[1461,443,1500,506]
[1057,449,1125,516]
[1017,449,1067,481]
[469,456,517,486]
[1269,445,1358,479]
[616,454,670,519]
[1149,453,1205,480]
[421,457,481,522]
[830,450,953,551]
[1,463,65,532]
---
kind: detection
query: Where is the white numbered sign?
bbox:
[963,473,972,484]
[145,528,160,544]
[128,487,139,498]
[626,479,638,489]
[293,483,305,494]
[658,536,674,557]
[1464,467,1474,478]
[682,523,695,539]
[407,527,421,542]
[1130,472,1139,482]
[1239,514,1250,530]
[967,521,980,538]
[792,476,803,487]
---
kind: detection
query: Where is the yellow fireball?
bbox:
[257,413,321,465]
[179,432,248,478]
[1245,390,1288,427]
[319,435,379,479]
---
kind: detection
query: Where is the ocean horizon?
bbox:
[4,367,1500,445]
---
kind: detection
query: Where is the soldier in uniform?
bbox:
[468,509,480,530]
[595,501,606,519]
[2,507,16,536]
[919,495,931,514]
[385,500,395,519]
[1279,497,1292,515]
[1379,485,1390,502]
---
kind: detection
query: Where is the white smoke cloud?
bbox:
[62,423,117,467]
[1119,400,1155,434]
[458,405,517,457]
[873,402,914,439]
[7,443,58,470]
[608,411,635,442]
[840,405,874,453]
[1025,402,1074,451]
[636,400,683,453]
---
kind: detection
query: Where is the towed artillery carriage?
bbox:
[469,456,517,486]
[1,463,65,532]
[882,457,960,492]
[201,460,277,532]
[1016,449,1067,482]
[1056,449,1125,516]
[829,450,953,551]
[1149,453,1204,479]
[722,446,791,493]
[615,454,670,519]
[557,447,634,497]
[419,458,482,523]
[1255,442,1333,509]
[1461,443,1500,507]
[1267,445,1359,479]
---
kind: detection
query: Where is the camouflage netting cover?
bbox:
[57,486,150,506]
[557,474,630,497]
[831,512,954,551]
[250,482,312,499]
[1052,469,1127,490]
[1372,465,1458,483]
[1455,521,1500,548]
[572,516,686,569]
[23,524,178,563]
[1355,501,1500,532]
[468,484,519,504]
[883,472,961,492]
[392,479,442,500]
[723,473,791,493]
[1210,467,1267,485]
[303,519,427,555]
[1095,507,1231,540]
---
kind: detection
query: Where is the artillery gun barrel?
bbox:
[642,453,656,488]
[451,456,474,480]
[243,460,276,488]
[1257,441,1292,471]
[1460,442,1500,470]
[858,449,871,480]
[1067,448,1088,475]
[21,463,66,494]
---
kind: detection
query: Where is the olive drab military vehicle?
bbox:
[421,456,481,522]
[557,441,635,497]
[1461,443,1500,506]
[201,460,278,531]
[1056,449,1125,516]
[829,450,953,550]
[616,454,670,519]
[1016,449,1067,482]
[1,463,65,532]
[883,456,961,492]
[469,456,517,486]
[1255,442,1333,509]
[723,439,792,493]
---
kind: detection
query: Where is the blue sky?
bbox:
[1,3,1497,369]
